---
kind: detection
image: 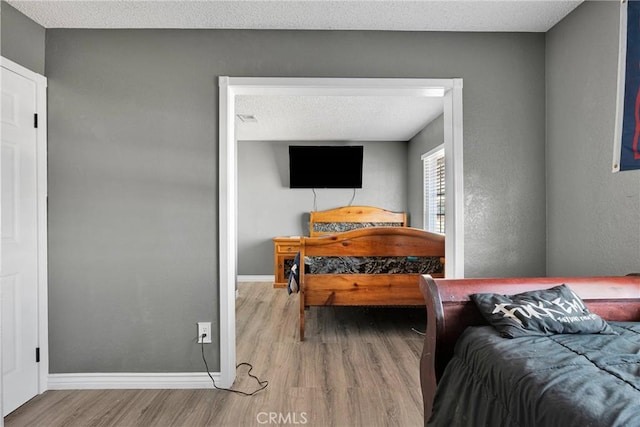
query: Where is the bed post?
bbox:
[419,274,443,424]
[299,293,305,341]
[299,238,306,341]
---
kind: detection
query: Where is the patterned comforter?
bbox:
[287,252,444,294]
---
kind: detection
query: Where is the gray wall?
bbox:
[238,140,408,275]
[408,114,444,229]
[46,28,546,373]
[46,30,219,373]
[546,1,640,276]
[0,1,45,74]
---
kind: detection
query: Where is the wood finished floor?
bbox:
[5,282,427,427]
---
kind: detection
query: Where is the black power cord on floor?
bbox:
[200,334,268,396]
[411,327,426,336]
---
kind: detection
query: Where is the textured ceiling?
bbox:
[8,0,582,32]
[9,0,583,141]
[236,95,445,141]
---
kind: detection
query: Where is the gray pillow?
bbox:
[471,284,616,338]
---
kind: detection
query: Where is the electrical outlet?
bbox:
[197,322,212,344]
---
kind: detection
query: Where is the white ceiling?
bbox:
[8,0,582,32]
[8,0,583,142]
[236,95,445,141]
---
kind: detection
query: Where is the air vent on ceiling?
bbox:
[237,114,258,123]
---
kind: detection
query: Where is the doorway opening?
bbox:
[218,77,464,386]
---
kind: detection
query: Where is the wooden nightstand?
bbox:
[272,236,301,288]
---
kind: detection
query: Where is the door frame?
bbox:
[218,76,464,386]
[1,57,49,401]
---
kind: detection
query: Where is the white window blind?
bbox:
[422,146,445,234]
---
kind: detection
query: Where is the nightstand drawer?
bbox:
[276,244,299,253]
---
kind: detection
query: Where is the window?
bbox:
[422,145,445,234]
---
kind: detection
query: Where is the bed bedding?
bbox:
[428,322,640,427]
[308,206,407,237]
[312,221,405,235]
[287,253,444,294]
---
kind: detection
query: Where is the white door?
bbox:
[1,66,40,416]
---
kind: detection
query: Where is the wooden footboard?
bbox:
[418,274,640,424]
[297,227,445,340]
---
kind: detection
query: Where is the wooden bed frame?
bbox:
[418,274,640,424]
[309,205,407,237]
[297,227,444,340]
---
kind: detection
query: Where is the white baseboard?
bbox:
[47,372,221,390]
[237,275,274,282]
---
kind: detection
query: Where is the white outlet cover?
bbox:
[197,322,212,344]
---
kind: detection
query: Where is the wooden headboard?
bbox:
[309,205,407,237]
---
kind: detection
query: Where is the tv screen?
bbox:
[289,145,363,188]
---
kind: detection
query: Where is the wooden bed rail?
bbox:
[418,274,640,424]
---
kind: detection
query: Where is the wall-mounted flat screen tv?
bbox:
[289,145,363,188]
